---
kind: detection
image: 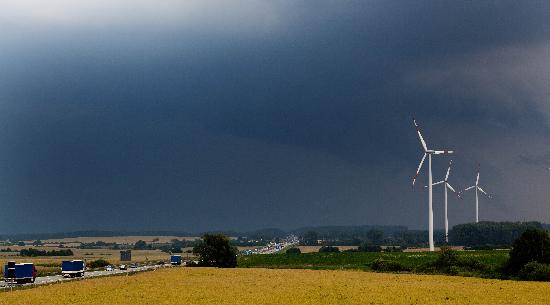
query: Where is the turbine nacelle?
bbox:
[412,119,454,187]
[423,160,461,198]
[423,181,462,197]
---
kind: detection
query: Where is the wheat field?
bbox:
[1,267,550,305]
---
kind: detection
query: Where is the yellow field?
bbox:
[1,267,550,305]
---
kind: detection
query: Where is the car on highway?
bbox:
[105,265,113,272]
[119,264,127,270]
[129,263,138,269]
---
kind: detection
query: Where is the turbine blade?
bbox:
[412,153,427,187]
[478,187,491,198]
[476,164,480,186]
[447,183,462,198]
[458,185,475,198]
[446,183,457,193]
[424,181,444,188]
[433,150,454,154]
[413,119,428,152]
[444,160,452,181]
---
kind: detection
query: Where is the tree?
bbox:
[302,231,319,246]
[169,246,183,253]
[286,247,301,254]
[133,240,148,250]
[505,229,550,275]
[449,221,543,247]
[193,233,237,268]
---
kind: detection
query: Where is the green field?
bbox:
[238,250,510,278]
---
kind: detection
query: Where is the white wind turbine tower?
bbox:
[425,160,460,243]
[462,165,491,223]
[412,119,454,251]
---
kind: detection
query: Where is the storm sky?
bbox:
[1,1,550,233]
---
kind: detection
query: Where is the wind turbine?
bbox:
[462,165,491,223]
[412,119,454,251]
[425,160,460,243]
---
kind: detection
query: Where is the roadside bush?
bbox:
[429,247,489,275]
[371,258,409,272]
[318,246,339,253]
[460,256,489,272]
[518,262,550,281]
[88,259,110,269]
[286,247,301,254]
[434,248,460,269]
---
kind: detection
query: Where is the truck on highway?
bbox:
[4,262,37,284]
[170,255,182,265]
[61,260,86,277]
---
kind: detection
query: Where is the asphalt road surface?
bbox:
[0,264,173,289]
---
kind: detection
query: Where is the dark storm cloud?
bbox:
[1,1,550,233]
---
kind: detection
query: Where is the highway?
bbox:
[0,264,172,289]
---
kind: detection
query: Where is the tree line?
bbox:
[449,221,543,247]
[20,248,74,257]
[298,221,545,248]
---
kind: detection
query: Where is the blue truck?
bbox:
[4,262,37,284]
[170,255,182,265]
[61,260,86,277]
